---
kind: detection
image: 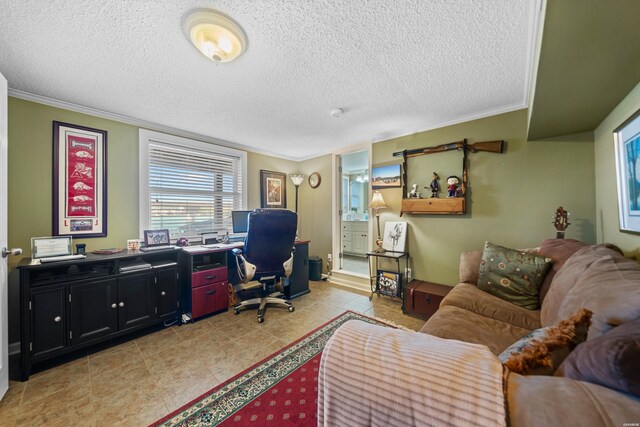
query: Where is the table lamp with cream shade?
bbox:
[369,190,388,253]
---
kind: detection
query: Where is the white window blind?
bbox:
[139,130,246,241]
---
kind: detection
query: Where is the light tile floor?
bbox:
[340,255,369,275]
[0,280,424,426]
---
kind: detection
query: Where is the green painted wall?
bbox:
[594,81,640,257]
[372,109,596,285]
[299,154,333,271]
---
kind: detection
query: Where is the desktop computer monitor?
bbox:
[231,210,252,234]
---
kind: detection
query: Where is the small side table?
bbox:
[367,251,409,305]
[404,280,452,320]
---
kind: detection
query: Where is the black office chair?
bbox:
[232,209,297,323]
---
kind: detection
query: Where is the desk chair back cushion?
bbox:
[243,209,297,278]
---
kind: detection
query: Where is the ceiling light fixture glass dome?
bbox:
[184,9,247,63]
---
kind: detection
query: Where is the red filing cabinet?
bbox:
[182,249,230,320]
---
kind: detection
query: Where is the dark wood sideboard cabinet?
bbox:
[17,248,181,380]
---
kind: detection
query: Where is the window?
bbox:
[139,130,247,241]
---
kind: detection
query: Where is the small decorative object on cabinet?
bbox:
[404,280,452,320]
[18,248,180,380]
[367,251,409,303]
[392,139,504,215]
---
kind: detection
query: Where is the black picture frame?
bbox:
[260,170,287,208]
[53,121,107,237]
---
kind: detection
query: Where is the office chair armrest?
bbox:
[283,252,294,278]
[233,249,256,283]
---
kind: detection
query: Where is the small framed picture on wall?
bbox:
[260,170,287,209]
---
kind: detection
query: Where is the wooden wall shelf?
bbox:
[401,197,465,216]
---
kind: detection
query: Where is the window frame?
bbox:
[138,129,247,241]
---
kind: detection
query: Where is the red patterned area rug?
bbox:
[151,311,399,427]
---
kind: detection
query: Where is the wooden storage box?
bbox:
[404,280,452,320]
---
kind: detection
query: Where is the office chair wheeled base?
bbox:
[233,291,295,323]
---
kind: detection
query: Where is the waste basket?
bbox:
[309,256,322,281]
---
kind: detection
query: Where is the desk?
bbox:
[180,240,310,320]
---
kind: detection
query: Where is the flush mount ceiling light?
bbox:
[184,9,247,63]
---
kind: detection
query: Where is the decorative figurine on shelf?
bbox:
[447,175,460,198]
[428,172,440,198]
[408,183,420,198]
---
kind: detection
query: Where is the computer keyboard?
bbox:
[39,254,86,263]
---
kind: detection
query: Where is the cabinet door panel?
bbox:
[31,287,67,359]
[118,272,157,331]
[285,243,309,299]
[70,278,118,345]
[157,266,178,320]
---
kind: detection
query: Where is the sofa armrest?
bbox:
[507,372,640,427]
[459,250,483,284]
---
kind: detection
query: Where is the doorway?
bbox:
[338,150,369,276]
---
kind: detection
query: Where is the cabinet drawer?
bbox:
[352,221,368,232]
[192,267,227,288]
[191,282,227,319]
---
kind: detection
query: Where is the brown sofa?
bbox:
[421,239,640,425]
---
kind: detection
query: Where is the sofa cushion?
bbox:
[459,250,483,284]
[506,372,640,427]
[441,283,541,331]
[556,319,640,397]
[421,305,532,355]
[536,239,588,303]
[542,245,640,339]
[477,242,551,310]
[499,308,592,375]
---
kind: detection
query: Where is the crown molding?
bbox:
[7,88,300,162]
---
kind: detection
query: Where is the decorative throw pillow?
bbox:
[555,319,640,396]
[477,241,552,310]
[499,307,592,375]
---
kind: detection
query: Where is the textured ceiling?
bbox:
[0,0,539,160]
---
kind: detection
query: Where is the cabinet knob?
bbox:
[425,296,431,305]
[111,303,117,309]
[161,291,166,296]
[54,316,61,323]
[119,302,125,307]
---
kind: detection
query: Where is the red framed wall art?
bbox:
[53,121,107,237]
